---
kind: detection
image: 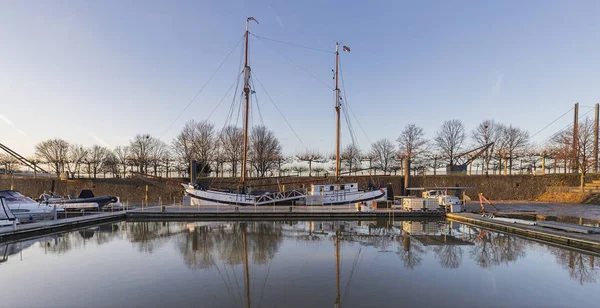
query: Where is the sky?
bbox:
[1,0,600,158]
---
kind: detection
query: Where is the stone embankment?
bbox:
[1,173,598,203]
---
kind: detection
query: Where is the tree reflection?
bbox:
[176,222,283,269]
[433,245,463,269]
[549,248,600,285]
[396,232,425,270]
[178,225,217,269]
[469,229,526,268]
[126,222,182,253]
[44,223,122,254]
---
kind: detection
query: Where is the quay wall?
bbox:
[2,173,597,202]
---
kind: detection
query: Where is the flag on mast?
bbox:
[342,45,351,52]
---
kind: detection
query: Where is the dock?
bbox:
[0,211,125,241]
[0,205,444,240]
[5,206,600,255]
[447,213,600,253]
[127,205,445,221]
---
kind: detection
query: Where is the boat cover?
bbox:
[0,196,17,221]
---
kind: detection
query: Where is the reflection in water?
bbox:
[468,228,526,268]
[2,219,600,307]
[549,248,600,285]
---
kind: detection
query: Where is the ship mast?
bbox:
[241,17,258,186]
[334,42,341,178]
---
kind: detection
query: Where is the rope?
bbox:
[251,76,265,126]
[252,34,333,90]
[251,70,309,151]
[529,107,574,140]
[250,33,332,53]
[339,56,371,147]
[534,107,594,150]
[161,34,245,138]
[207,72,243,123]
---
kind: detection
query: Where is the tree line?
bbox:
[0,117,595,178]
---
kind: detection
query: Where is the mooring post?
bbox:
[594,103,599,173]
[573,102,579,173]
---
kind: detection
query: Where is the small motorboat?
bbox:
[0,190,62,223]
[0,196,19,227]
[39,189,121,211]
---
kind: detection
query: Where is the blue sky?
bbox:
[1,0,599,157]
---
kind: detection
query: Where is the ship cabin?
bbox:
[309,183,360,196]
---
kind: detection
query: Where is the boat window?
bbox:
[0,191,36,203]
[11,209,30,212]
[341,185,345,190]
[329,186,334,191]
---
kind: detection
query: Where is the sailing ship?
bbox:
[304,42,388,205]
[184,18,388,206]
[183,17,305,206]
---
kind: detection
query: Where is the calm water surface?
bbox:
[2,220,599,308]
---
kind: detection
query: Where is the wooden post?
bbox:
[594,103,599,172]
[542,152,546,174]
[468,157,473,176]
[403,158,410,195]
[572,102,579,173]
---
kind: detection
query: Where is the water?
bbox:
[1,220,599,308]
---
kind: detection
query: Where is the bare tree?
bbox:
[35,138,70,176]
[65,144,87,178]
[500,125,530,174]
[113,146,129,178]
[191,120,216,175]
[397,124,428,160]
[129,134,157,174]
[218,125,244,177]
[296,151,324,177]
[88,145,109,178]
[291,165,308,176]
[471,120,504,175]
[0,154,20,174]
[172,120,196,175]
[576,117,595,174]
[435,120,466,169]
[312,166,325,176]
[248,125,281,177]
[149,139,168,176]
[341,144,361,175]
[102,152,119,177]
[162,150,173,178]
[370,138,396,175]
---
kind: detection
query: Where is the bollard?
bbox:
[13,219,17,231]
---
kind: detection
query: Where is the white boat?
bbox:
[0,190,62,223]
[39,189,121,211]
[422,189,461,206]
[305,42,388,205]
[182,18,307,206]
[305,183,387,206]
[0,196,18,227]
[184,184,305,206]
[184,19,387,206]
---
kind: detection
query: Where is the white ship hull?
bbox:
[184,184,387,206]
[183,184,305,206]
